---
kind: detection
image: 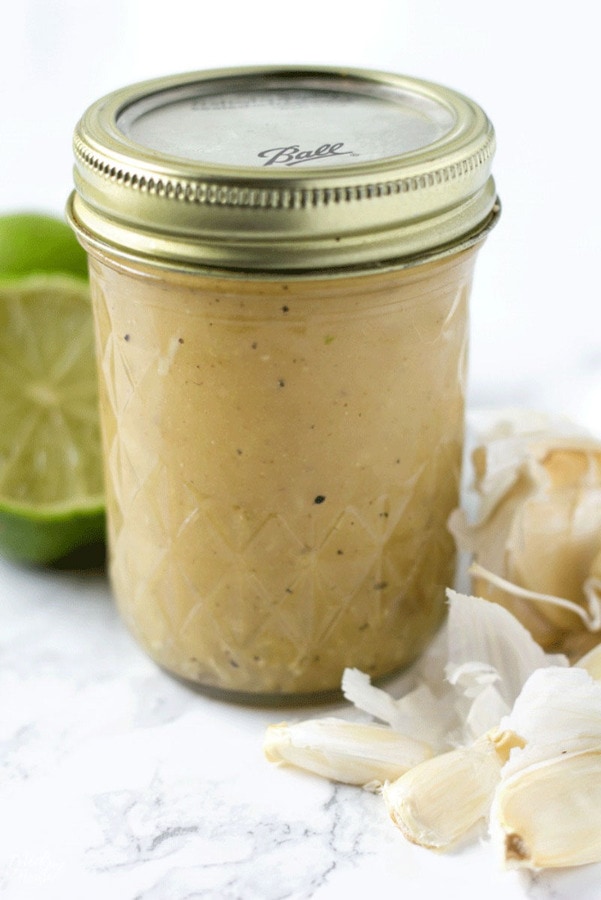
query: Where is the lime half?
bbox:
[0,274,105,564]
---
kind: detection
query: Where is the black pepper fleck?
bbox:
[314,495,326,505]
[251,342,258,349]
[124,334,130,342]
[178,337,184,344]
[281,305,289,313]
[278,378,286,387]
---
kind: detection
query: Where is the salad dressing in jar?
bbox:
[68,66,499,701]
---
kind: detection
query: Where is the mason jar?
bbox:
[67,66,499,701]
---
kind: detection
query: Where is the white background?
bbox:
[2,0,600,430]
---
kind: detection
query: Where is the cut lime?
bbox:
[0,212,88,281]
[0,274,105,564]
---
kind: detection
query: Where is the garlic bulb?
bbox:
[450,411,601,655]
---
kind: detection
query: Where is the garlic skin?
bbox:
[383,729,524,850]
[491,747,601,869]
[450,411,601,655]
[263,717,432,787]
[342,590,566,753]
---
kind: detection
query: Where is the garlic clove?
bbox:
[263,716,432,787]
[491,747,601,869]
[382,729,524,850]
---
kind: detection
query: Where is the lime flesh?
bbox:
[0,274,105,564]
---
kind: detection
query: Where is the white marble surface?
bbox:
[2,540,601,900]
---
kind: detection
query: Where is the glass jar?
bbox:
[68,66,499,701]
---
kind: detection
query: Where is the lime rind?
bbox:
[0,504,105,565]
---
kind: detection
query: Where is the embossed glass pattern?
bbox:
[89,249,476,697]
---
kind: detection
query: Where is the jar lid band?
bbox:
[69,66,499,273]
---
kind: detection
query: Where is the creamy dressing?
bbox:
[88,248,477,697]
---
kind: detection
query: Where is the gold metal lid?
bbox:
[68,65,499,274]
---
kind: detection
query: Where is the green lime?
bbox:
[0,212,88,281]
[0,274,105,564]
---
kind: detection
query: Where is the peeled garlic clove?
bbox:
[382,729,524,850]
[491,747,601,869]
[263,717,431,787]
